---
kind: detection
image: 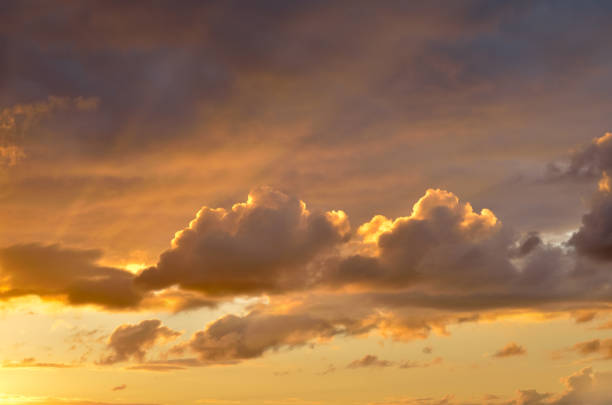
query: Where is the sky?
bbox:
[0,1,611,404]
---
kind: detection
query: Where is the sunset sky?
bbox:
[1,1,612,404]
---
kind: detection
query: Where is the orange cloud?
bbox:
[100,319,181,365]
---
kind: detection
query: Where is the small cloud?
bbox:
[595,320,612,330]
[316,364,336,376]
[112,384,127,391]
[569,338,612,360]
[100,319,181,365]
[492,342,526,358]
[347,355,393,369]
[573,311,597,323]
[398,357,443,369]
[274,368,301,377]
[422,346,433,354]
[2,357,74,368]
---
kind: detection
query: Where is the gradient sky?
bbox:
[1,1,612,404]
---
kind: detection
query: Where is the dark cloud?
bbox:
[100,319,181,365]
[492,342,526,358]
[569,191,612,261]
[513,233,542,258]
[0,243,220,312]
[2,1,612,272]
[0,243,143,309]
[556,134,612,261]
[112,384,126,391]
[551,133,612,181]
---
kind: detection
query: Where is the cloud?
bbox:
[0,96,98,167]
[100,319,181,365]
[347,355,394,369]
[136,186,349,296]
[367,368,612,404]
[177,311,343,363]
[0,396,157,405]
[493,342,526,358]
[112,384,126,391]
[126,358,203,372]
[550,132,612,181]
[546,132,612,261]
[0,243,220,312]
[323,188,519,293]
[316,364,336,376]
[595,320,612,330]
[344,354,442,370]
[2,186,612,367]
[569,189,612,260]
[569,339,612,360]
[398,357,443,369]
[0,244,144,309]
[2,357,74,368]
[541,367,612,405]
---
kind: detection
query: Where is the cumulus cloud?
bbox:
[493,342,526,358]
[367,368,612,404]
[136,186,350,296]
[100,319,181,365]
[321,188,518,293]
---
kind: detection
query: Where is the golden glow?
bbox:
[599,171,611,192]
[595,132,612,145]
